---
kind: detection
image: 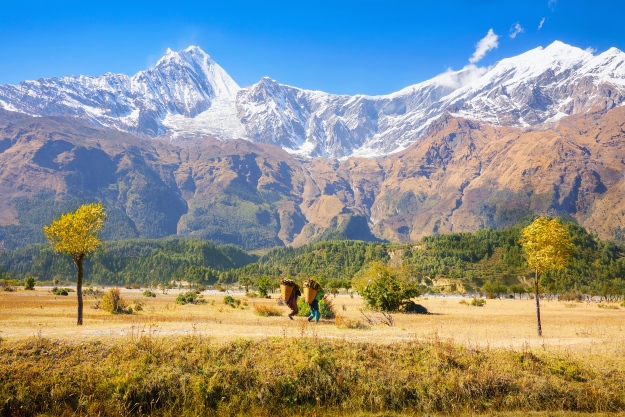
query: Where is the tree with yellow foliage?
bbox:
[44,203,106,325]
[520,216,572,337]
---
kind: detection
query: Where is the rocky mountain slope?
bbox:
[1,42,624,158]
[2,106,625,250]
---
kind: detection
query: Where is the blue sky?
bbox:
[0,0,622,95]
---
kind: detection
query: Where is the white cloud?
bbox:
[538,17,545,29]
[548,0,557,10]
[585,46,597,54]
[509,23,524,39]
[469,29,499,64]
[432,65,488,89]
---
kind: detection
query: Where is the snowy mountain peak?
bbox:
[1,41,625,158]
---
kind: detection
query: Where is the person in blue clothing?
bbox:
[308,288,325,323]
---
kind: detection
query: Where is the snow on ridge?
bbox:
[1,42,625,159]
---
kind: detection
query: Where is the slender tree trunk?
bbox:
[76,256,84,326]
[535,269,542,337]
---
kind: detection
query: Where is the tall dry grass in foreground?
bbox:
[1,334,624,417]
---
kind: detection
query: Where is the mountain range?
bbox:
[1,42,624,158]
[1,41,625,250]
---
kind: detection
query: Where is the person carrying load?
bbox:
[303,280,324,323]
[280,278,301,320]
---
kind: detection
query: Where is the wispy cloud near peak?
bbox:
[469,29,499,64]
[538,17,545,29]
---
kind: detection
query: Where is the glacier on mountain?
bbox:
[1,41,624,158]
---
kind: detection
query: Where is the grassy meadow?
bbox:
[2,288,625,416]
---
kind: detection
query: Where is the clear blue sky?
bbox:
[0,0,622,95]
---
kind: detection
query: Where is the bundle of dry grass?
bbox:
[279,278,298,301]
[303,280,322,303]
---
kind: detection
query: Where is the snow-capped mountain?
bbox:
[1,41,624,158]
[0,46,243,137]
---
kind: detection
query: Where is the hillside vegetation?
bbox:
[0,238,256,286]
[2,218,625,298]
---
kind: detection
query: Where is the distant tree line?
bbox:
[3,217,625,300]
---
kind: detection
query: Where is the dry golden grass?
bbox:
[2,288,624,353]
[2,288,625,416]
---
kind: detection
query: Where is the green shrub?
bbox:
[24,276,36,290]
[224,295,241,308]
[175,291,206,305]
[296,297,334,319]
[142,290,156,297]
[51,287,72,296]
[471,298,486,307]
[351,262,419,312]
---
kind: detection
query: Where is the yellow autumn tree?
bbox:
[520,216,573,336]
[44,202,106,325]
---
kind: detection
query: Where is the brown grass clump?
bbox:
[335,314,370,330]
[254,304,282,317]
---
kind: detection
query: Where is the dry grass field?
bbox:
[2,287,625,416]
[1,287,624,352]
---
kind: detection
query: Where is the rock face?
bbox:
[1,42,625,158]
[2,106,625,250]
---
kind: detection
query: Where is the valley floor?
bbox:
[2,288,625,416]
[2,287,624,353]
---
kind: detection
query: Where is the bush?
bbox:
[471,298,486,307]
[296,297,334,319]
[351,262,420,312]
[51,287,72,296]
[258,276,271,298]
[175,291,206,305]
[196,285,206,292]
[131,283,141,289]
[224,295,241,308]
[335,315,370,329]
[560,292,582,302]
[253,304,282,316]
[481,280,508,299]
[400,300,429,314]
[132,299,145,312]
[24,276,36,290]
[143,290,156,297]
[83,286,103,298]
[100,288,129,314]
